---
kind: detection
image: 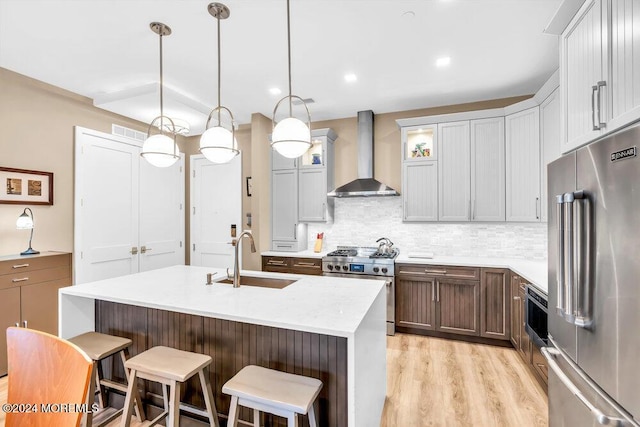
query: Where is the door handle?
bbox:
[542,347,626,426]
[555,195,565,315]
[130,247,138,255]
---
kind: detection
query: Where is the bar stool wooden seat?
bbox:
[120,346,220,427]
[222,365,322,427]
[68,331,144,427]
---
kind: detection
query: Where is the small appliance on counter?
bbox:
[322,240,399,336]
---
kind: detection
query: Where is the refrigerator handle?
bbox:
[563,192,575,322]
[555,195,565,315]
[542,347,627,427]
[573,190,593,328]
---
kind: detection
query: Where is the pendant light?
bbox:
[141,22,180,168]
[200,2,239,164]
[271,0,311,159]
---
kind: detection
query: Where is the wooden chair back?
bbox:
[5,327,93,427]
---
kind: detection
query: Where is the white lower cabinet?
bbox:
[470,117,506,222]
[506,107,541,222]
[403,161,438,222]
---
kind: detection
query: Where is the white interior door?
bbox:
[139,154,185,272]
[190,154,242,270]
[74,127,139,284]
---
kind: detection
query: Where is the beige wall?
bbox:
[0,68,187,256]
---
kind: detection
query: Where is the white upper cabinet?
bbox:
[608,0,640,131]
[403,161,438,222]
[438,121,471,221]
[540,89,561,222]
[561,0,607,153]
[272,149,298,170]
[297,129,336,223]
[470,117,506,222]
[506,107,541,222]
[561,0,640,153]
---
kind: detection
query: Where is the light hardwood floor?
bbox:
[0,333,548,427]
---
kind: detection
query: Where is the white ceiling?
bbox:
[0,0,562,135]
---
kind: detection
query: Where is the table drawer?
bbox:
[0,253,70,276]
[0,265,71,291]
[396,263,479,280]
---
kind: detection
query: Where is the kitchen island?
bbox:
[59,266,386,427]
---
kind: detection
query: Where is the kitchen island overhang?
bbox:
[59,265,387,427]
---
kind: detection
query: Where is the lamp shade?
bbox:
[271,117,311,158]
[16,213,33,229]
[200,126,239,164]
[141,134,180,168]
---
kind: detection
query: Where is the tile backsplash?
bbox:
[308,197,547,260]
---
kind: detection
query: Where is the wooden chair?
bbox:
[5,326,94,427]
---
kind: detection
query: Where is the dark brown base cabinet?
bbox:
[480,268,510,340]
[0,252,71,376]
[262,256,322,275]
[510,274,547,391]
[96,300,347,427]
[395,264,481,337]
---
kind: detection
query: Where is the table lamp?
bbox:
[16,207,39,255]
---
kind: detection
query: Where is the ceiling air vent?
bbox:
[112,124,147,142]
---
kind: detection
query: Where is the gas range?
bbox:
[322,245,399,277]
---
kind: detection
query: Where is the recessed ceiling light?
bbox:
[344,73,357,83]
[436,56,451,67]
[269,87,282,95]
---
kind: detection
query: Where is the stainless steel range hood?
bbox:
[328,110,399,197]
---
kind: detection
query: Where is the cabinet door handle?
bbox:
[514,296,521,301]
[436,282,440,302]
[536,197,540,220]
[431,281,435,302]
[425,269,447,275]
[472,200,475,220]
[12,263,29,269]
[293,225,297,239]
[141,246,152,254]
[12,277,29,283]
[591,84,599,131]
[596,81,606,130]
[15,322,20,327]
[268,260,286,265]
[23,320,27,328]
[130,247,138,255]
[296,262,316,266]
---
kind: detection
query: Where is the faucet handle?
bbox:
[226,268,233,280]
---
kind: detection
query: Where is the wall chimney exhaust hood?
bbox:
[328,110,399,197]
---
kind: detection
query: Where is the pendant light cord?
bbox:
[159,28,165,130]
[217,12,222,124]
[287,0,292,116]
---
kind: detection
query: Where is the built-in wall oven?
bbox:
[525,285,548,348]
[322,245,397,336]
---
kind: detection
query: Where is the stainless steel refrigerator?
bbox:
[546,123,640,426]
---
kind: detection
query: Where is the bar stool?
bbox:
[68,331,144,427]
[222,365,322,427]
[120,346,219,427]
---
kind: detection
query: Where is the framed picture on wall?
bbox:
[0,167,54,205]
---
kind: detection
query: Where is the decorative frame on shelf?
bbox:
[246,176,252,197]
[0,167,54,205]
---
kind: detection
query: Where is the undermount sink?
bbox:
[218,276,296,289]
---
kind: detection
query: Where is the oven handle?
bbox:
[542,347,627,427]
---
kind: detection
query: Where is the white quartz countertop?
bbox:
[60,265,385,338]
[396,255,548,294]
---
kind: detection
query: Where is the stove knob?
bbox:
[373,267,380,273]
[381,267,388,274]
[327,264,333,270]
[342,265,348,271]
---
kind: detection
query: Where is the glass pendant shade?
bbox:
[271,117,311,158]
[141,133,179,168]
[16,212,33,229]
[200,126,239,164]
